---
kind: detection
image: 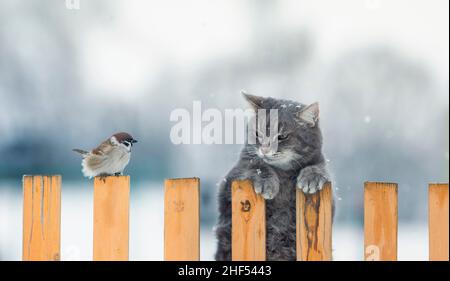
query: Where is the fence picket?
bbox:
[364,182,398,261]
[296,183,333,261]
[429,183,449,261]
[231,180,266,261]
[22,175,61,261]
[164,178,200,261]
[93,176,130,261]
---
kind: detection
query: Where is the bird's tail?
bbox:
[72,148,89,155]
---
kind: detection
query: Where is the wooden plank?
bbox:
[429,183,449,261]
[364,182,398,261]
[22,175,61,261]
[93,176,130,261]
[164,178,200,261]
[296,183,333,261]
[231,180,266,261]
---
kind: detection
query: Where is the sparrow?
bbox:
[73,132,138,178]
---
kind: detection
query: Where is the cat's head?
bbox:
[243,93,323,170]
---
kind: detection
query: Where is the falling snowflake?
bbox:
[337,197,343,201]
[256,169,262,175]
[281,104,287,108]
[364,115,371,124]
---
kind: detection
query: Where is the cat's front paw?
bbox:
[297,166,328,194]
[253,175,279,200]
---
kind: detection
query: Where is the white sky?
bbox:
[280,0,449,81]
[80,0,449,97]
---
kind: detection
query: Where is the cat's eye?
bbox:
[278,134,288,141]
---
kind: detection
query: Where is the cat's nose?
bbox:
[259,146,273,156]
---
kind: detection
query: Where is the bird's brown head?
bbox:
[112,132,138,148]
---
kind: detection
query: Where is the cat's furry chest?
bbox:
[264,170,299,260]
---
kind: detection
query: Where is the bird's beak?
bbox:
[132,139,138,144]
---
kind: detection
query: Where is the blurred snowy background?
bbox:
[0,0,448,260]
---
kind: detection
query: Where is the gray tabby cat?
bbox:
[215,93,331,261]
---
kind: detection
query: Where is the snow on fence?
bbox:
[21,175,449,261]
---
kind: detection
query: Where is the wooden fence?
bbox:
[21,175,448,261]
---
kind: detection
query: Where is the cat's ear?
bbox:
[297,102,320,127]
[242,91,265,109]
